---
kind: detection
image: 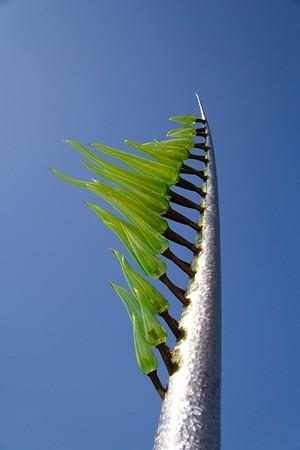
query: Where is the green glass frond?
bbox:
[109,282,165,371]
[124,139,187,164]
[109,281,142,322]
[167,127,196,139]
[90,142,180,186]
[84,161,169,213]
[92,184,168,234]
[169,114,197,127]
[140,305,167,347]
[139,138,193,151]
[87,202,167,278]
[49,167,88,188]
[112,249,169,314]
[51,167,168,235]
[132,315,158,375]
[52,111,206,383]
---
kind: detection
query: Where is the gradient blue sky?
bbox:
[0,1,299,449]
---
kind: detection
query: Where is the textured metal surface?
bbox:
[153,100,221,450]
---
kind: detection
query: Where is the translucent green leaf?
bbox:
[111,277,167,347]
[140,305,167,347]
[87,202,166,254]
[112,250,169,314]
[65,139,169,194]
[64,139,108,167]
[50,166,166,251]
[124,139,186,164]
[169,114,197,127]
[87,203,166,278]
[50,167,88,188]
[146,138,194,151]
[90,143,180,186]
[126,139,191,159]
[109,283,158,375]
[167,127,197,138]
[132,315,158,375]
[109,281,142,322]
[51,169,169,239]
[83,159,168,198]
[90,183,168,234]
[121,213,168,255]
[121,186,169,214]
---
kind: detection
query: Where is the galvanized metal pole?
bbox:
[153,97,221,450]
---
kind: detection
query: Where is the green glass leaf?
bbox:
[64,139,168,194]
[51,170,169,241]
[50,167,164,252]
[87,202,166,254]
[50,167,88,188]
[124,139,186,164]
[132,315,158,375]
[169,114,197,127]
[149,138,194,151]
[140,305,167,347]
[90,142,180,186]
[87,203,166,278]
[109,281,142,322]
[83,159,168,198]
[121,185,169,215]
[112,250,169,314]
[126,139,191,159]
[64,139,108,168]
[167,127,197,138]
[110,283,158,375]
[90,183,168,234]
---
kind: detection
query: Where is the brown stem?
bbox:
[196,129,208,138]
[159,273,189,306]
[181,164,207,181]
[194,143,210,151]
[160,310,184,340]
[162,248,195,278]
[176,177,206,197]
[156,343,177,376]
[163,226,199,254]
[147,371,166,400]
[165,206,201,232]
[188,153,208,163]
[169,190,204,213]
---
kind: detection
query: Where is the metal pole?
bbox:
[153,96,221,450]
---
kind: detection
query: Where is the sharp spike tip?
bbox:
[195,93,206,121]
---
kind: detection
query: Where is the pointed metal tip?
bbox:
[195,92,206,121]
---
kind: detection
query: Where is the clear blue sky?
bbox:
[0,1,299,449]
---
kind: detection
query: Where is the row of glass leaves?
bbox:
[51,114,203,377]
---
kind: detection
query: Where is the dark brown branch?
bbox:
[169,190,204,213]
[148,371,166,399]
[194,143,209,151]
[159,310,184,340]
[159,273,189,306]
[181,164,207,181]
[165,206,202,232]
[176,177,206,197]
[163,248,195,278]
[196,129,208,138]
[188,153,208,163]
[163,226,199,254]
[156,343,177,376]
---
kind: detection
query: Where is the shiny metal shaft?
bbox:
[153,98,221,450]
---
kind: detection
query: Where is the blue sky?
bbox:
[0,1,299,449]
